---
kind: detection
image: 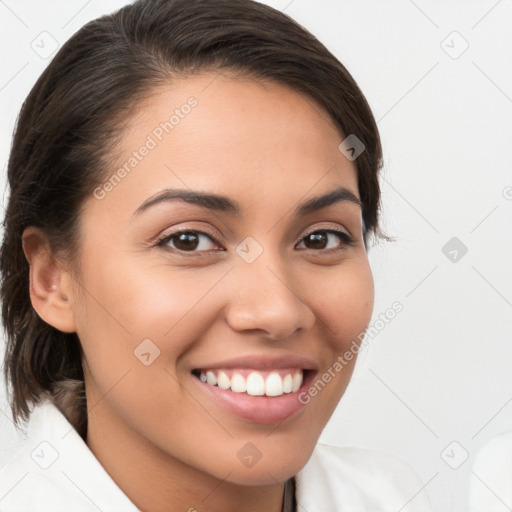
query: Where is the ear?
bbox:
[22,226,77,333]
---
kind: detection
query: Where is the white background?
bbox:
[1,1,511,511]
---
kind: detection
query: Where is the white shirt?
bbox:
[0,400,432,511]
[468,432,512,512]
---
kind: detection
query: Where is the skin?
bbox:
[23,72,374,512]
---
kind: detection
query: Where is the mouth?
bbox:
[190,361,316,424]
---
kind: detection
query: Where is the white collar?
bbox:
[0,399,431,511]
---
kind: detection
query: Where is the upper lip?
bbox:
[192,354,318,371]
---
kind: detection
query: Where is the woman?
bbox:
[0,0,432,510]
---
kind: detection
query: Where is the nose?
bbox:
[224,257,316,341]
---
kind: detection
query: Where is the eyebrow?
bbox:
[133,186,362,217]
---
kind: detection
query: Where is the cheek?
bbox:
[313,258,374,350]
[73,253,230,382]
[299,258,374,419]
[76,251,198,336]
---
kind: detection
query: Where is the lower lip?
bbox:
[191,371,314,424]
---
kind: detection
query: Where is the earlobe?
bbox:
[22,226,77,333]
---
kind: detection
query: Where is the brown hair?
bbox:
[1,0,387,439]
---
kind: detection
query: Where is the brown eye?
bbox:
[296,229,353,251]
[157,230,220,252]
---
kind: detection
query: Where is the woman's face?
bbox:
[70,72,374,485]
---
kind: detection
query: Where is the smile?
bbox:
[190,355,317,423]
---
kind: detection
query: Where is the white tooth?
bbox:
[230,373,247,393]
[282,374,293,393]
[206,371,218,386]
[265,372,284,396]
[217,371,231,390]
[199,371,207,383]
[291,371,303,392]
[246,372,265,396]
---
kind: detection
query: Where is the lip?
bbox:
[190,354,318,424]
[192,354,318,372]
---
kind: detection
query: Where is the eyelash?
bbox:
[154,226,356,256]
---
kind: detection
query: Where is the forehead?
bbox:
[88,72,359,220]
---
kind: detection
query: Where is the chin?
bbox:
[216,440,316,487]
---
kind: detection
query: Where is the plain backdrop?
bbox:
[1,1,511,511]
